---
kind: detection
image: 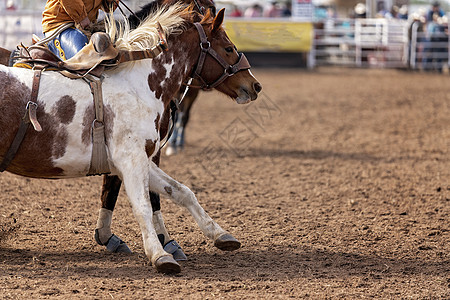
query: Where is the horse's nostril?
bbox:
[253,82,262,93]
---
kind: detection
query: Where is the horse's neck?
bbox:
[150,29,199,107]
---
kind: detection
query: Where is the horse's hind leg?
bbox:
[150,149,187,260]
[120,162,181,274]
[148,162,241,251]
[150,192,187,260]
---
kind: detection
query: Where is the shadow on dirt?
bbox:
[0,246,446,281]
[0,221,20,243]
[245,148,382,162]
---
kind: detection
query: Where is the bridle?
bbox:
[193,0,206,14]
[188,22,251,91]
[161,21,251,150]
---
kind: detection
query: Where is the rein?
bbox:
[111,0,141,21]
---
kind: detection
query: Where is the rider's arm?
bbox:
[59,0,88,25]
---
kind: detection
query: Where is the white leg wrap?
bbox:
[152,210,171,245]
[96,208,113,245]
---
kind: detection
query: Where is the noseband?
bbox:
[190,23,251,91]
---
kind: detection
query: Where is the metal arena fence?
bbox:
[309,18,449,71]
[0,11,448,71]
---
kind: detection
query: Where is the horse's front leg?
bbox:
[148,162,241,251]
[120,158,181,274]
[94,175,132,253]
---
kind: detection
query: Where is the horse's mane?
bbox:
[105,3,215,52]
[128,0,165,29]
[106,3,185,51]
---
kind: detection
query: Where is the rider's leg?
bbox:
[46,27,89,60]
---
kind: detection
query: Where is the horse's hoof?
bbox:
[154,256,181,274]
[214,233,241,251]
[164,240,187,261]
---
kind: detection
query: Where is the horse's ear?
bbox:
[211,8,225,33]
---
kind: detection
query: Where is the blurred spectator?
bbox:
[424,13,448,72]
[389,5,399,19]
[354,3,366,18]
[398,5,408,20]
[427,1,445,22]
[6,0,17,10]
[244,4,263,18]
[229,5,242,17]
[376,1,388,18]
[280,2,291,17]
[263,1,280,18]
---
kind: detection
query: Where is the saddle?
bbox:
[2,26,168,175]
[15,31,152,78]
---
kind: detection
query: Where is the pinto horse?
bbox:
[0,4,260,273]
[0,0,218,260]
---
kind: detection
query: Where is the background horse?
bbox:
[0,4,260,274]
[165,82,202,156]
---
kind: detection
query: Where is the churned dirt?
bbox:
[0,68,449,299]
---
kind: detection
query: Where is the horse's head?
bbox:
[106,4,261,105]
[192,8,262,104]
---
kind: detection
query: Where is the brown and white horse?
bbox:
[0,0,220,260]
[0,4,260,273]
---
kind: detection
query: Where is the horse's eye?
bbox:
[225,47,233,53]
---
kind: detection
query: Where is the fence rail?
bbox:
[309,18,410,69]
[310,18,449,71]
[409,21,450,72]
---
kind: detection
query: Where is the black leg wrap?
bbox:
[101,175,122,211]
[158,234,165,246]
[150,192,161,212]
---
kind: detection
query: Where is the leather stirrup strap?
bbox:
[29,68,43,131]
[86,77,111,176]
[0,67,43,172]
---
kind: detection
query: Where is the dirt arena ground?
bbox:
[0,68,449,299]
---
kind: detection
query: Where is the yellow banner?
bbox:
[224,20,313,52]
